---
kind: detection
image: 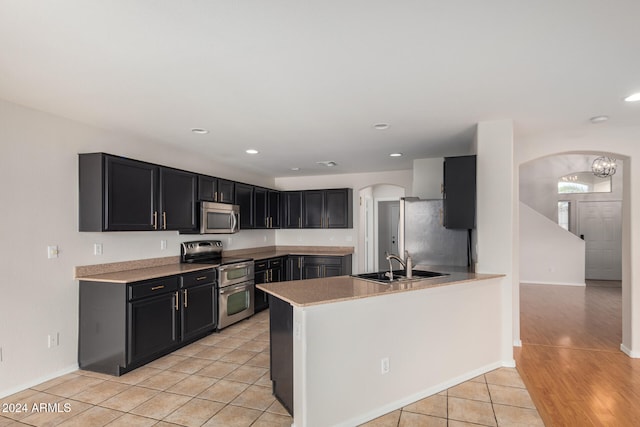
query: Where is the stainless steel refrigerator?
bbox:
[398,198,469,267]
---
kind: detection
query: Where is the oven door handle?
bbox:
[219,283,252,294]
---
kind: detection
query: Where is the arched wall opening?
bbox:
[515,145,634,355]
[357,184,406,274]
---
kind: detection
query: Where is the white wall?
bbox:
[520,202,586,286]
[293,277,506,427]
[412,158,443,199]
[0,99,276,397]
[515,126,640,357]
[475,119,517,354]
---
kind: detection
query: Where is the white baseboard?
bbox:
[335,360,505,427]
[620,344,640,358]
[513,339,523,347]
[0,364,78,399]
[520,280,586,287]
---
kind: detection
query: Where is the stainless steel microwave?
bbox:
[200,202,240,234]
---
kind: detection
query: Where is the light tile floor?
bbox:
[1,310,543,426]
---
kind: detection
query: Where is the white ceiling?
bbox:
[1,1,639,177]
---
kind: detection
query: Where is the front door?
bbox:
[578,201,622,280]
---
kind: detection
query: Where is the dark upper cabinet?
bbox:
[443,155,476,229]
[281,191,303,229]
[79,153,197,232]
[235,183,255,229]
[302,189,353,229]
[198,175,235,204]
[255,188,281,229]
[160,167,197,231]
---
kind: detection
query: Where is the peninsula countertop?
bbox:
[257,269,504,307]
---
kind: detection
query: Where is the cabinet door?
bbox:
[325,189,352,228]
[105,156,157,231]
[282,192,303,229]
[302,190,324,228]
[254,187,269,229]
[181,283,216,341]
[235,183,255,229]
[198,175,217,202]
[269,191,281,228]
[128,292,179,364]
[217,179,235,204]
[159,168,197,231]
[302,258,323,280]
[286,256,303,281]
[443,155,476,229]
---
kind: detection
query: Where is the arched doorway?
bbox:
[357,184,406,273]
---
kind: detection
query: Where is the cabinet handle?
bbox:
[265,217,268,227]
[183,290,188,308]
[214,192,218,202]
[151,285,165,291]
[162,212,167,229]
[326,215,329,228]
[196,276,207,281]
[298,217,302,228]
[220,192,224,202]
[174,292,179,311]
[153,211,158,230]
[269,269,273,282]
[298,257,301,269]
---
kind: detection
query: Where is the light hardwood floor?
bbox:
[516,281,640,426]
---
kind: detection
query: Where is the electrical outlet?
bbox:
[160,240,167,250]
[94,243,103,256]
[47,245,59,259]
[47,333,60,348]
[381,357,390,374]
[47,334,53,349]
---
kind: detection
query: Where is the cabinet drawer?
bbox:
[269,258,282,268]
[129,277,179,300]
[255,261,268,271]
[181,270,216,288]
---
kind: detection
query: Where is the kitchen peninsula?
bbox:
[258,270,508,427]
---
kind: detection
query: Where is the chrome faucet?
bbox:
[384,251,413,280]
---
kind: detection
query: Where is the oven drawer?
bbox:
[181,270,215,288]
[129,277,179,300]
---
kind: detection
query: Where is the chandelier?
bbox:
[591,156,617,178]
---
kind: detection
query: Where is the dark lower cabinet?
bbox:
[128,292,179,364]
[255,257,283,312]
[288,254,352,280]
[269,295,293,416]
[79,269,216,376]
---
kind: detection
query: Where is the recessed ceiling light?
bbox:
[390,153,403,157]
[373,123,390,130]
[191,128,209,134]
[589,115,609,124]
[291,167,300,171]
[624,92,640,102]
[245,149,259,154]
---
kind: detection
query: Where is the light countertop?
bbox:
[76,263,217,284]
[257,270,504,307]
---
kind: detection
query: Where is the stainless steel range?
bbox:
[181,240,255,329]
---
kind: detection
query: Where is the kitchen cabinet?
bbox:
[303,189,353,229]
[79,153,197,232]
[254,188,281,229]
[198,175,235,204]
[235,183,255,229]
[443,155,476,229]
[281,191,303,229]
[180,271,217,341]
[268,295,294,416]
[79,269,216,376]
[287,254,352,280]
[254,257,284,311]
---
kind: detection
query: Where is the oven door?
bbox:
[218,281,255,329]
[218,261,254,287]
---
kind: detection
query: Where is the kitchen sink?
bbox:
[353,269,448,283]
